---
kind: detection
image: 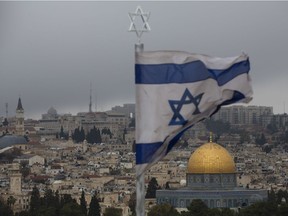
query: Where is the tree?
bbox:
[16,211,30,216]
[80,190,87,216]
[239,130,251,144]
[204,119,231,138]
[278,203,288,216]
[0,197,13,216]
[86,126,101,144]
[6,195,16,208]
[145,177,159,198]
[30,185,41,215]
[88,194,101,216]
[73,127,86,143]
[207,208,236,216]
[72,127,80,143]
[165,182,170,189]
[267,121,278,134]
[43,188,56,208]
[255,133,267,145]
[103,207,122,216]
[268,188,276,203]
[183,199,209,216]
[239,201,277,216]
[148,203,180,216]
[59,126,65,139]
[20,161,30,178]
[60,202,85,216]
[128,192,136,216]
[60,194,74,207]
[2,118,9,127]
[276,189,288,204]
[80,127,85,142]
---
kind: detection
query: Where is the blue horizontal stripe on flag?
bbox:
[135,59,250,86]
[136,142,163,164]
[136,126,193,164]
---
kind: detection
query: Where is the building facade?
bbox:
[156,141,268,209]
[212,105,273,126]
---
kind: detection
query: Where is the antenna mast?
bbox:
[89,82,92,113]
[5,102,8,118]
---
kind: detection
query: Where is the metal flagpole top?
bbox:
[128,6,151,45]
[129,6,151,216]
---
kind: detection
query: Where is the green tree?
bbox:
[20,161,30,178]
[128,192,136,216]
[278,203,288,216]
[239,130,251,144]
[60,194,74,206]
[148,203,180,216]
[239,201,277,216]
[80,190,87,216]
[6,195,16,208]
[16,211,30,216]
[72,127,80,143]
[255,133,267,145]
[145,177,159,198]
[276,189,288,204]
[46,189,60,215]
[87,126,101,144]
[204,119,231,138]
[30,185,41,215]
[267,121,278,134]
[207,208,236,216]
[60,202,85,216]
[182,199,209,216]
[88,194,101,216]
[165,182,170,189]
[60,126,65,139]
[268,188,276,203]
[103,207,122,216]
[0,197,13,216]
[80,127,85,142]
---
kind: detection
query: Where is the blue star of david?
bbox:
[169,88,204,126]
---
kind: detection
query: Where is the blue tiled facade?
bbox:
[156,172,268,208]
[156,188,267,208]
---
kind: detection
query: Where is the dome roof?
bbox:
[47,107,57,115]
[187,142,235,174]
[0,135,28,149]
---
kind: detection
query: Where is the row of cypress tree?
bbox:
[16,186,101,216]
[57,126,112,144]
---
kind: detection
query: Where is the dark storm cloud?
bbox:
[0,1,287,119]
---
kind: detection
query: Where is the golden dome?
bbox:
[187,142,236,174]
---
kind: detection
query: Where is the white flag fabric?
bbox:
[135,51,252,177]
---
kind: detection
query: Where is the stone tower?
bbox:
[9,163,22,195]
[15,97,25,136]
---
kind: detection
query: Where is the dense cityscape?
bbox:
[0,98,288,216]
[1,0,288,215]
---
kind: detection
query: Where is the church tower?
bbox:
[15,97,25,136]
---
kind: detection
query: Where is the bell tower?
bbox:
[15,97,25,136]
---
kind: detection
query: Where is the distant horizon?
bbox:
[1,99,285,121]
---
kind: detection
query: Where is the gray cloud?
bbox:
[0,1,287,119]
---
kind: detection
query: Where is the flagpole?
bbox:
[128,6,151,216]
[135,42,145,216]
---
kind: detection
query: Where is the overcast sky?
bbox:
[0,1,287,119]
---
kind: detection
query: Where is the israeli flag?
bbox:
[135,51,252,176]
